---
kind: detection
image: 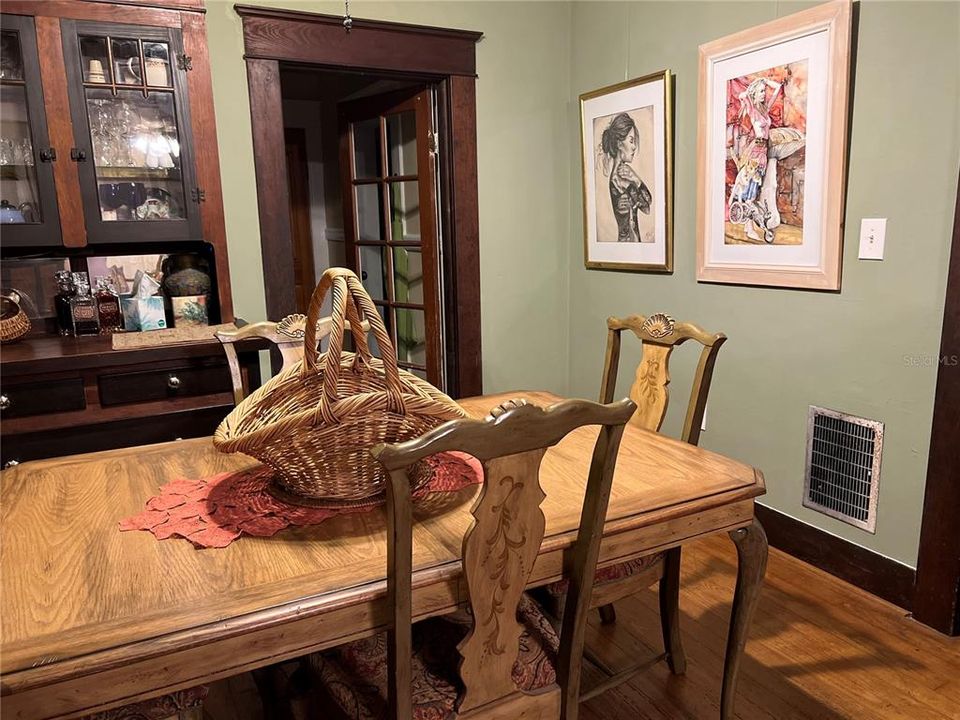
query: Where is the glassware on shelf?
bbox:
[84,86,186,222]
[1,34,42,224]
[111,38,141,86]
[69,272,100,336]
[54,270,76,336]
[15,137,33,165]
[0,200,25,223]
[0,32,24,81]
[79,36,110,83]
[0,137,13,165]
[94,277,122,334]
[143,42,171,87]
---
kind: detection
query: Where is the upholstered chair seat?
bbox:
[545,555,661,599]
[311,595,559,720]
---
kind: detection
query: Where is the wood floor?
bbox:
[204,534,960,719]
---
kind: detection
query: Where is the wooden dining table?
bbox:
[0,390,767,720]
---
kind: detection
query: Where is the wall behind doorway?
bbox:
[203,0,575,395]
[281,97,346,287]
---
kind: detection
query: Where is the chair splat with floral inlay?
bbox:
[310,397,636,720]
[601,313,726,445]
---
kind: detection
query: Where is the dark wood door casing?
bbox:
[235,5,481,76]
[913,168,960,635]
[284,126,316,314]
[239,5,482,397]
[246,57,296,322]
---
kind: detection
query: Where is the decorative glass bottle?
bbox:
[54,270,76,336]
[69,272,100,336]
[94,277,122,334]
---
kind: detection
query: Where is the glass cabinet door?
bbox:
[62,21,200,244]
[0,15,62,247]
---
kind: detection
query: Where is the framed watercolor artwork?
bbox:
[696,0,852,290]
[581,70,673,272]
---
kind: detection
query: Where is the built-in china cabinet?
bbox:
[0,0,255,468]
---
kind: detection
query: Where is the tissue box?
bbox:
[121,296,167,331]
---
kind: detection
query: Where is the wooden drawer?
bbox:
[98,362,233,407]
[1,404,232,468]
[0,378,86,419]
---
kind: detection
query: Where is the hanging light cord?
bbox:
[343,0,353,32]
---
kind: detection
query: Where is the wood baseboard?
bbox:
[755,504,916,611]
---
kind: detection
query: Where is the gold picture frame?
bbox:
[580,70,673,273]
[696,0,852,290]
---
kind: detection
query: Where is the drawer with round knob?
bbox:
[98,362,233,407]
[0,378,86,419]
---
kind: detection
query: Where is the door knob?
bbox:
[167,375,182,390]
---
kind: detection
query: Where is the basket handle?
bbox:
[302,268,405,422]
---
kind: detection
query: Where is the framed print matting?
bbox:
[696,0,852,290]
[581,70,673,272]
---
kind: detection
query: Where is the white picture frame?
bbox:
[696,0,852,290]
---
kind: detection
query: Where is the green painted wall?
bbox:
[203,0,573,394]
[566,1,960,566]
[203,0,957,566]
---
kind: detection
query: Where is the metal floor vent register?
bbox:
[803,406,883,533]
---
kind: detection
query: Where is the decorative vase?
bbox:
[161,253,211,297]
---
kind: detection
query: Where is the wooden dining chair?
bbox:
[216,312,370,718]
[216,314,368,404]
[581,312,726,683]
[309,396,636,720]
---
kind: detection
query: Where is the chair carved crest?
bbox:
[215,313,370,405]
[602,313,726,445]
[458,448,547,712]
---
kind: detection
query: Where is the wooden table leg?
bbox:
[721,518,768,719]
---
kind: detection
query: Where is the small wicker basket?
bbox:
[0,292,31,344]
[213,268,466,506]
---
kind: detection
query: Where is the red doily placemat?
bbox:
[119,452,482,549]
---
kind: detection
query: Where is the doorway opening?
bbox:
[239,6,482,398]
[279,67,440,384]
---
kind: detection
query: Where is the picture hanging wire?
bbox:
[343,0,353,32]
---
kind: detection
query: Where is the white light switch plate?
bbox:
[859,218,886,260]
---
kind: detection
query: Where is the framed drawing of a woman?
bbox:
[581,71,673,272]
[697,0,852,290]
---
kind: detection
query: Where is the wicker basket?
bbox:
[0,293,31,344]
[214,268,466,505]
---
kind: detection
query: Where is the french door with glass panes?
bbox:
[339,88,444,387]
